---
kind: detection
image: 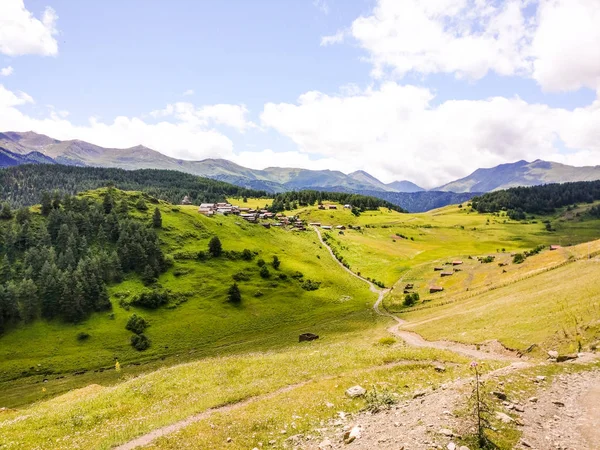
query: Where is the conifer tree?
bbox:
[152,207,162,228]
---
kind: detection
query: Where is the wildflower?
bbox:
[115,360,121,372]
[470,361,478,368]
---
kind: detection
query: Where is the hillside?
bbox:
[0,147,56,168]
[436,159,600,193]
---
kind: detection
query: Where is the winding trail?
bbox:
[313,226,521,362]
[113,227,524,449]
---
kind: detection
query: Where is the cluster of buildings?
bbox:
[196,202,306,230]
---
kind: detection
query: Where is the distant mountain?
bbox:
[358,190,479,213]
[435,159,600,193]
[0,131,422,194]
[0,147,56,168]
[385,180,424,193]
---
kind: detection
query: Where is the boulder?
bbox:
[495,412,514,423]
[299,333,319,342]
[492,391,507,400]
[556,354,577,362]
[345,385,366,398]
[434,364,446,372]
[438,428,453,437]
[343,426,361,444]
[547,350,559,359]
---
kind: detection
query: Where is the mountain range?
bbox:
[1,131,600,205]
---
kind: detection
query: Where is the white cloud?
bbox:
[150,102,254,132]
[261,82,600,188]
[1,66,14,76]
[331,0,600,92]
[531,0,600,91]
[320,30,346,47]
[0,0,59,56]
[348,0,532,80]
[0,84,236,161]
[182,89,194,96]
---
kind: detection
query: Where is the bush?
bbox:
[291,271,304,279]
[241,249,254,261]
[480,256,495,264]
[257,258,266,267]
[130,289,169,309]
[254,290,264,297]
[301,279,321,291]
[136,198,148,211]
[131,333,150,351]
[232,271,251,281]
[208,236,222,257]
[363,386,397,413]
[76,332,90,341]
[403,292,419,307]
[126,314,148,334]
[512,253,525,264]
[278,273,288,280]
[377,337,396,346]
[259,265,270,278]
[272,255,280,270]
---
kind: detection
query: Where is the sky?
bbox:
[1,0,599,188]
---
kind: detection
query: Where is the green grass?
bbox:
[0,192,375,406]
[0,321,476,450]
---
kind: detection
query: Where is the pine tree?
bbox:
[0,203,13,220]
[227,283,242,304]
[40,192,53,216]
[0,255,11,284]
[142,264,156,285]
[103,191,115,214]
[208,236,222,257]
[152,208,162,228]
[272,255,280,270]
[18,279,38,323]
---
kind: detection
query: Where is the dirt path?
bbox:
[314,227,521,362]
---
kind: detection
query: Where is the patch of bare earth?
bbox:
[517,368,600,450]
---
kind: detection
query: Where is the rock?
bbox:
[459,447,470,450]
[492,391,507,400]
[514,404,525,412]
[529,396,538,403]
[556,354,577,362]
[447,443,457,450]
[226,437,232,443]
[325,402,335,408]
[435,364,446,372]
[535,375,546,382]
[438,428,453,437]
[521,439,532,447]
[345,385,366,398]
[318,439,333,449]
[413,390,427,399]
[495,412,514,423]
[552,401,565,407]
[547,350,559,359]
[343,426,361,444]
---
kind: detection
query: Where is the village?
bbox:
[182,196,358,233]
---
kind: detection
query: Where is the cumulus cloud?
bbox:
[1,66,14,76]
[0,0,59,56]
[329,0,600,92]
[150,102,254,132]
[261,82,600,188]
[0,84,236,161]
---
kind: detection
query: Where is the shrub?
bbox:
[131,333,150,351]
[76,332,90,341]
[135,198,148,211]
[254,290,264,297]
[259,265,270,278]
[291,271,304,279]
[257,258,266,267]
[272,255,281,270]
[126,314,148,334]
[278,273,288,280]
[480,256,495,264]
[403,292,419,307]
[512,253,525,264]
[241,249,254,261]
[130,289,169,309]
[377,337,396,346]
[301,279,321,291]
[363,386,397,413]
[232,271,251,281]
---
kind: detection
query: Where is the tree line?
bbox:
[0,164,268,208]
[0,188,167,333]
[471,180,600,215]
[269,190,406,213]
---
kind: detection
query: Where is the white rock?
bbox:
[548,350,559,359]
[447,442,457,450]
[318,439,333,449]
[345,385,366,398]
[343,426,361,444]
[438,428,453,437]
[529,396,538,403]
[459,447,470,450]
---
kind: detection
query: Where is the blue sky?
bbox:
[1,0,599,187]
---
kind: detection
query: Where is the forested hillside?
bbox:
[270,190,406,213]
[0,189,166,332]
[472,180,600,215]
[0,165,267,207]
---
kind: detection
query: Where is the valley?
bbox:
[1,180,600,449]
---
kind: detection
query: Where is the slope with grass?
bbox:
[0,190,375,407]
